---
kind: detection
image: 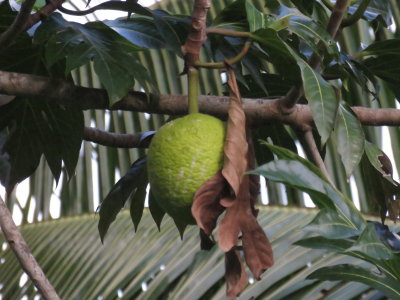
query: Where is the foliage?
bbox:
[1,0,400,298]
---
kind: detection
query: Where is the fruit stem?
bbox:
[188,66,199,114]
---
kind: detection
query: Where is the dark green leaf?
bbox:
[289,50,339,144]
[35,13,148,104]
[333,102,365,177]
[361,39,400,57]
[369,221,400,252]
[148,189,165,231]
[0,97,83,191]
[250,28,300,83]
[290,0,314,15]
[295,236,353,252]
[346,222,393,260]
[212,0,247,25]
[308,264,400,299]
[288,17,338,58]
[151,11,189,55]
[237,74,292,98]
[305,208,363,238]
[259,142,326,179]
[245,1,270,32]
[104,17,166,49]
[130,175,147,232]
[98,156,147,242]
[249,148,365,234]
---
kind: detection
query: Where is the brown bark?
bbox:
[0,0,37,52]
[0,196,60,299]
[1,70,400,128]
[83,127,152,148]
[182,0,210,65]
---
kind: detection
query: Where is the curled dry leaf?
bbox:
[192,171,226,235]
[247,131,260,217]
[225,248,248,299]
[241,216,274,279]
[218,203,242,252]
[222,70,248,198]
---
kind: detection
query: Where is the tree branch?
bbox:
[1,70,400,128]
[342,0,371,27]
[57,1,151,17]
[0,195,60,299]
[0,0,36,52]
[22,0,64,32]
[83,127,152,148]
[301,129,332,183]
[182,0,210,66]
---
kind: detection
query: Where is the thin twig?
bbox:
[0,0,37,52]
[182,0,210,66]
[206,27,251,38]
[22,0,64,32]
[194,41,252,69]
[83,127,152,148]
[57,1,151,17]
[301,129,333,183]
[342,0,371,27]
[0,195,60,299]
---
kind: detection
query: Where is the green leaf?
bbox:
[290,0,314,15]
[305,208,363,238]
[360,39,400,57]
[104,17,166,49]
[249,147,365,235]
[245,1,270,32]
[295,236,354,252]
[129,167,148,231]
[346,222,393,260]
[290,50,339,144]
[288,17,338,58]
[333,102,365,177]
[308,264,400,299]
[35,13,148,104]
[98,156,147,242]
[151,11,189,55]
[148,189,165,231]
[212,0,247,25]
[250,28,300,83]
[364,141,399,187]
[0,97,83,191]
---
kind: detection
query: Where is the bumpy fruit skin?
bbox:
[147,113,225,224]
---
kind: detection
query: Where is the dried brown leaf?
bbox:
[192,171,226,235]
[241,217,274,279]
[247,130,260,217]
[225,248,248,299]
[222,70,248,197]
[218,204,242,252]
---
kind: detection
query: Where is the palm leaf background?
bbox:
[0,0,400,299]
[0,207,392,299]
